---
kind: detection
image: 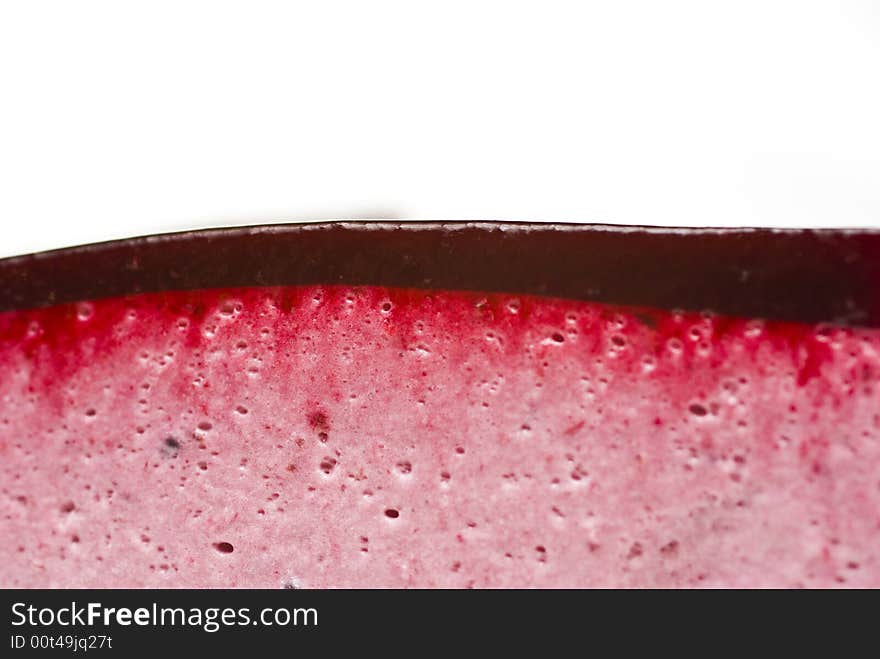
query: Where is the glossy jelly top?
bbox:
[2,222,879,326]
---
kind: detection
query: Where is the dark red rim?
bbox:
[2,221,879,327]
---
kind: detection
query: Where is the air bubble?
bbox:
[607,314,627,331]
[76,303,94,321]
[26,321,43,339]
[689,404,708,417]
[815,325,834,343]
[744,320,764,339]
[218,300,241,317]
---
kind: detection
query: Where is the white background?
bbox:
[1,1,878,259]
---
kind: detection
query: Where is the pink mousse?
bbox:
[1,285,878,587]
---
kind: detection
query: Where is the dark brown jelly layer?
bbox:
[1,222,878,326]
